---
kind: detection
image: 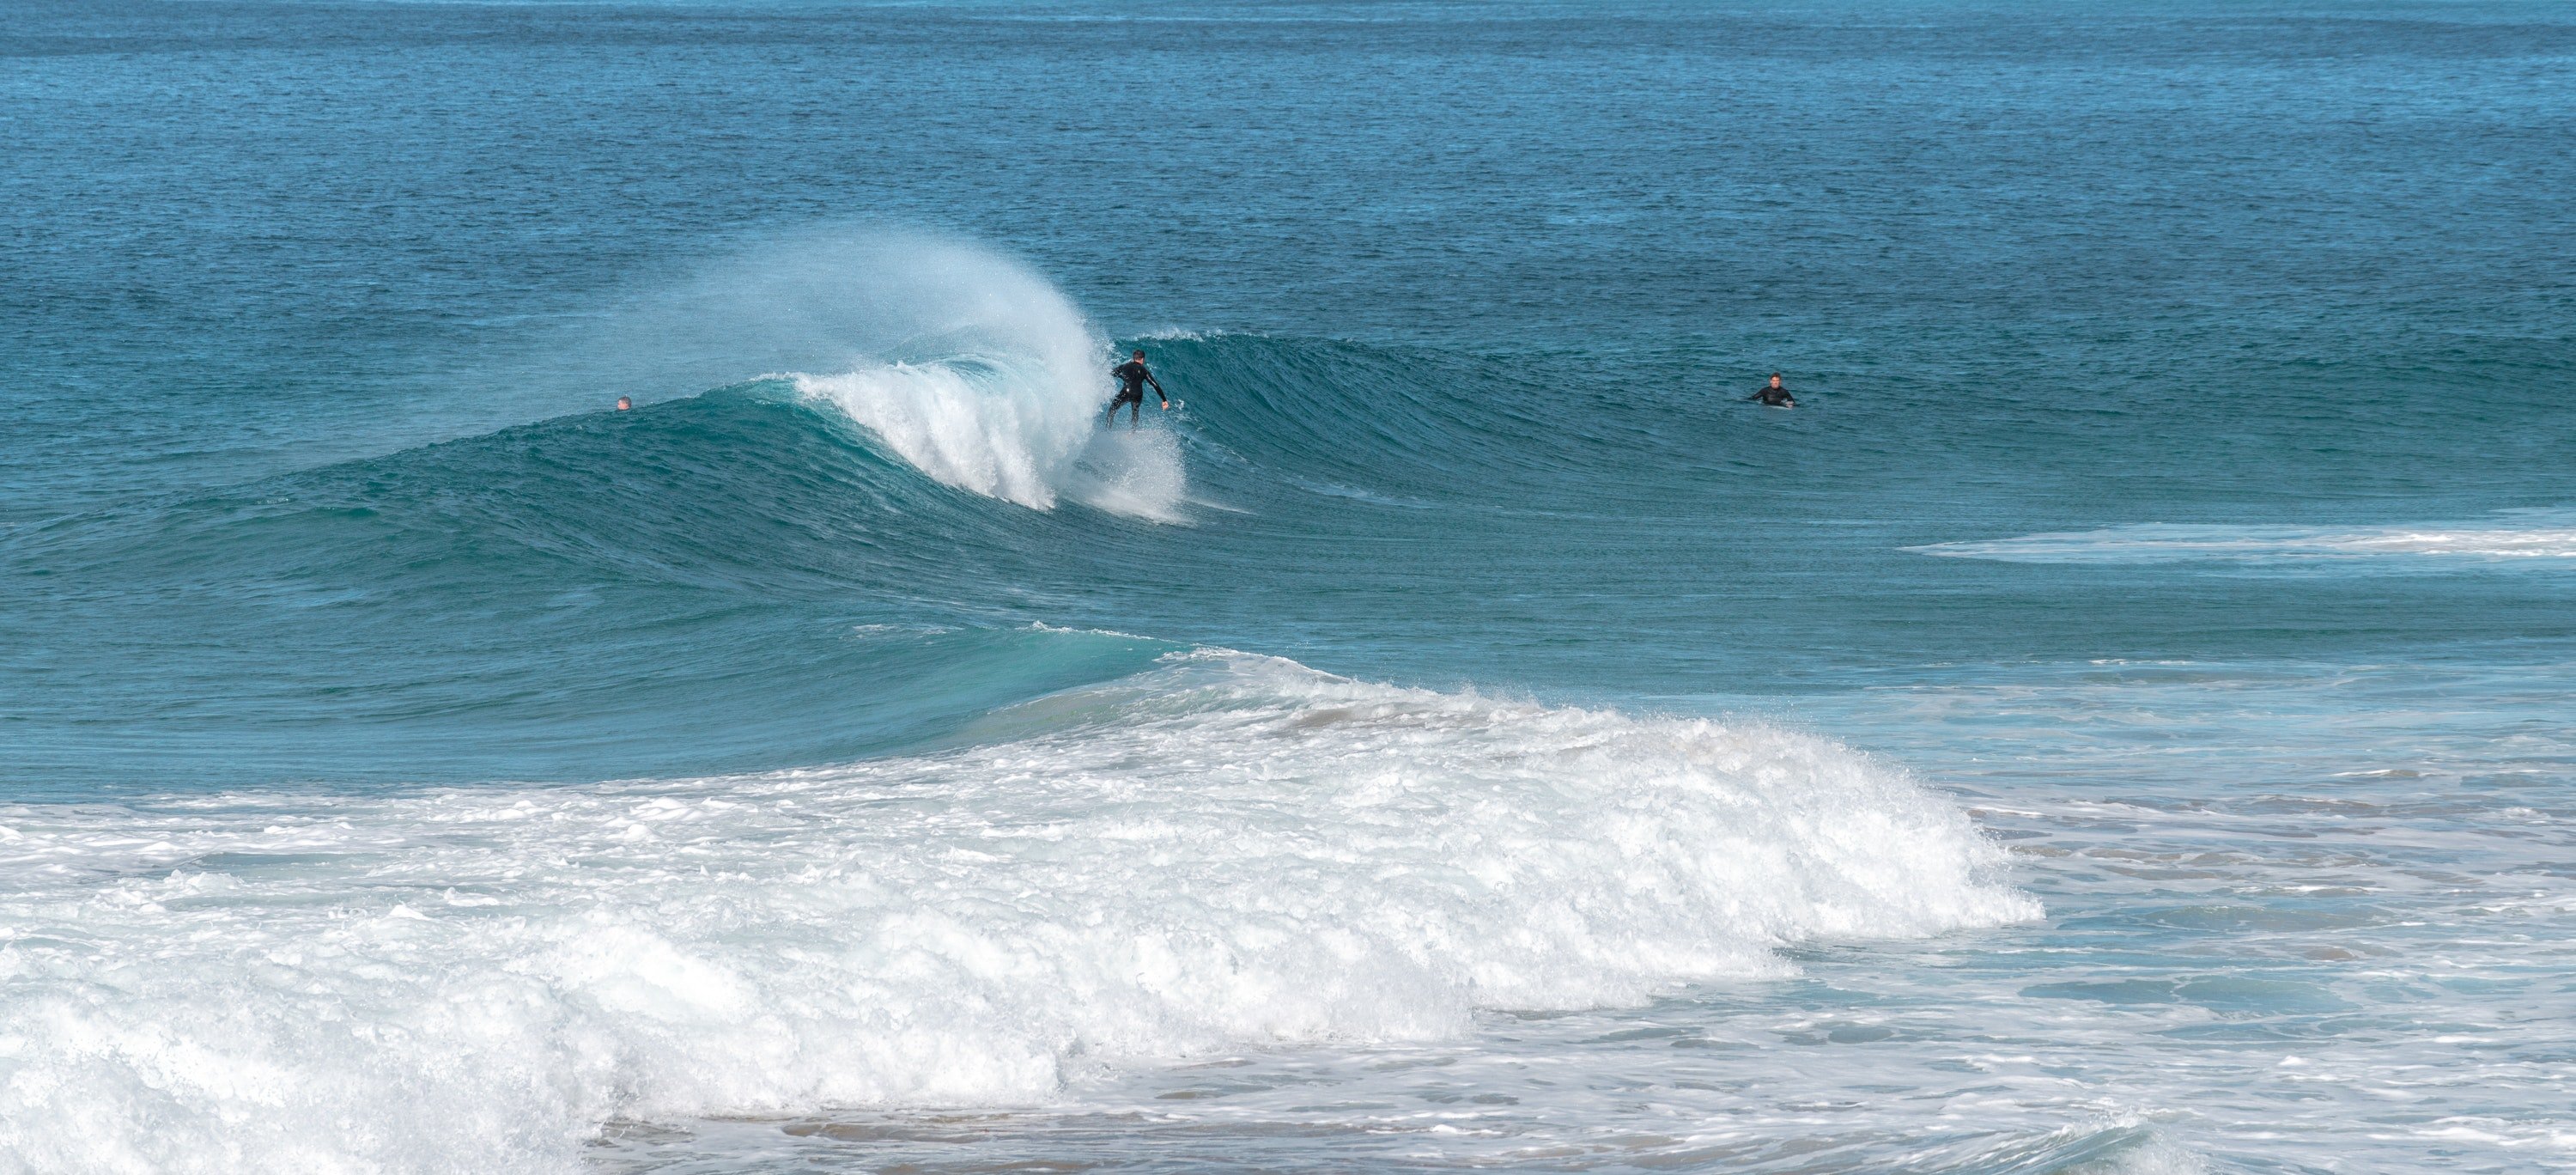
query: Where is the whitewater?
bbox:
[10,1,2576,1172]
[8,222,2573,1175]
[1909,513,2576,566]
[0,655,2030,1173]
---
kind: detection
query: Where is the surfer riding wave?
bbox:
[1107,349,1170,429]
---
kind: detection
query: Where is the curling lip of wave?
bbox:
[1911,514,2576,563]
[0,649,2033,1174]
[557,226,1184,517]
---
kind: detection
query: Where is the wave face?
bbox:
[0,653,2032,1174]
[0,376,1201,789]
[0,304,1786,791]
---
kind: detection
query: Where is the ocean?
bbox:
[4,1,2573,1171]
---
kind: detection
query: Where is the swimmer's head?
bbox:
[616,396,632,411]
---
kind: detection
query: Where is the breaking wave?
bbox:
[0,652,2032,1173]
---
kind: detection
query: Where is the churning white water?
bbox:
[0,652,2030,1174]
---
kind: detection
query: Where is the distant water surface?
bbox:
[3,2,2573,1172]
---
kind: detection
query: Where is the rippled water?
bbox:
[5,2,2573,1172]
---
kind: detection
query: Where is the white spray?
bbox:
[575,227,1185,516]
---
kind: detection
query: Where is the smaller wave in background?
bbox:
[1911,510,2576,565]
[0,652,2032,1173]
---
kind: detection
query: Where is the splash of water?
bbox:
[568,226,1184,515]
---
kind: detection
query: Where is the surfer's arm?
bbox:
[1148,374,1168,401]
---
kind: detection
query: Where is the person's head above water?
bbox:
[616,396,631,411]
[1132,350,1146,361]
[1768,373,1783,387]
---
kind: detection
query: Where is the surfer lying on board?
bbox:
[1106,350,1170,429]
[1747,373,1796,407]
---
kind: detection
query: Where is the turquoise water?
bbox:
[4,2,2574,1172]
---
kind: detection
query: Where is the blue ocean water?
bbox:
[5,1,2575,1171]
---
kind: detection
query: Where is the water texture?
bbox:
[3,2,2573,1172]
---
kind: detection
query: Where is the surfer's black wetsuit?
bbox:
[1108,360,1167,425]
[1747,386,1796,406]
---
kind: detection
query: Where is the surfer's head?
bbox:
[616,396,632,411]
[1132,350,1146,360]
[1768,373,1782,386]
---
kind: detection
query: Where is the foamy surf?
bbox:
[797,358,1192,518]
[1910,512,2576,564]
[756,233,1184,517]
[1064,426,1189,521]
[0,651,2031,1175]
[794,356,1076,509]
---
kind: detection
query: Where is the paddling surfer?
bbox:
[1747,373,1796,407]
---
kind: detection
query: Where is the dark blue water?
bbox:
[4,3,2573,1172]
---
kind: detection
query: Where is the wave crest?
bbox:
[580,226,1182,516]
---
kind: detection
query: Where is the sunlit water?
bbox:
[5,2,2573,1172]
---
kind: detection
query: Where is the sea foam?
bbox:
[0,652,2032,1174]
[1910,512,2576,564]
